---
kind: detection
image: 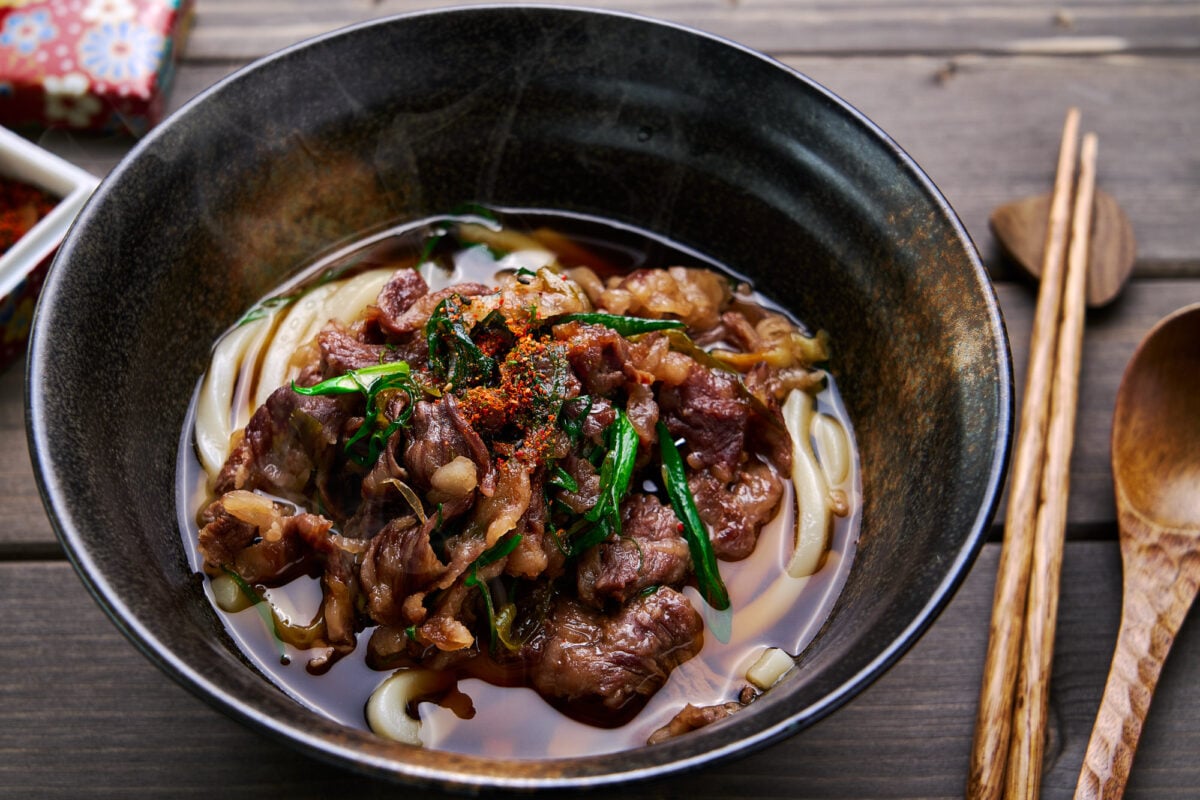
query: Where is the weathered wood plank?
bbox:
[1,545,1197,798]
[5,279,1198,547]
[29,54,1200,273]
[180,0,1200,60]
[0,362,54,551]
[785,54,1200,275]
[994,279,1200,531]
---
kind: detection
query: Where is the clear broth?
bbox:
[177,209,861,759]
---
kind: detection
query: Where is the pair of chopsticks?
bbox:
[967,108,1099,800]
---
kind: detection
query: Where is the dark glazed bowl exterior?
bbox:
[26,5,1012,791]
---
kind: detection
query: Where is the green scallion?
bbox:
[656,421,731,611]
[568,409,638,556]
[556,312,686,336]
[292,360,415,466]
[465,533,524,653]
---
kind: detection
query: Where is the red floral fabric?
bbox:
[0,0,193,134]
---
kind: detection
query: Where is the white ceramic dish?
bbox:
[0,126,98,367]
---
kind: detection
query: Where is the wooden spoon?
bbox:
[991,189,1135,307]
[1075,303,1200,799]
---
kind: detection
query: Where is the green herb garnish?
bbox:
[465,533,524,653]
[567,409,638,556]
[656,421,731,611]
[558,395,594,446]
[426,295,496,388]
[556,312,686,336]
[292,360,416,466]
[548,464,579,494]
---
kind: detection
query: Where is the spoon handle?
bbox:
[1075,513,1200,799]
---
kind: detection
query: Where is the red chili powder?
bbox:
[460,329,568,464]
[0,176,56,254]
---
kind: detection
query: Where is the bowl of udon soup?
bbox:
[27,5,1011,791]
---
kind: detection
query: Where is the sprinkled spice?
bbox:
[459,322,571,465]
[0,177,56,254]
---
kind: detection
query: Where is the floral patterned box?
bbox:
[0,0,193,135]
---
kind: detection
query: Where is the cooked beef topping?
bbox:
[689,461,785,561]
[527,586,703,711]
[555,320,629,397]
[214,385,353,504]
[195,222,842,742]
[658,364,750,481]
[577,494,691,608]
[360,515,448,628]
[382,283,492,335]
[374,268,430,334]
[403,395,495,495]
[646,698,748,745]
[319,325,398,375]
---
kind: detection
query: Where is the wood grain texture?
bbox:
[179,0,1200,60]
[0,361,55,552]
[996,279,1200,532]
[788,55,1200,275]
[969,108,1080,800]
[1076,511,1200,799]
[1007,129,1097,800]
[990,190,1136,307]
[1077,304,1200,798]
[1,545,1197,799]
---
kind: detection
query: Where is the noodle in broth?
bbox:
[178,209,860,757]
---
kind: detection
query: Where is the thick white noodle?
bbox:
[252,283,340,410]
[253,268,395,409]
[366,669,450,745]
[812,411,851,488]
[195,315,273,479]
[321,268,395,327]
[782,389,832,578]
[200,268,397,479]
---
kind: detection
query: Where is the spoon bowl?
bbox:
[1076,302,1200,799]
[1111,306,1200,527]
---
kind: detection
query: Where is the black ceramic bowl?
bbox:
[27,5,1011,791]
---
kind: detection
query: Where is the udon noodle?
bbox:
[183,210,859,756]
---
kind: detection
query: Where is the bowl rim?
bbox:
[26,3,1013,790]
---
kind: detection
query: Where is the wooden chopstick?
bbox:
[966,107,1081,800]
[1006,131,1099,798]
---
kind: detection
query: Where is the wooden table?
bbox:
[4,2,1199,797]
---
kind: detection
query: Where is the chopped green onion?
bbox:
[292,360,416,466]
[293,360,412,396]
[556,312,686,336]
[656,421,731,611]
[465,533,524,653]
[558,395,594,446]
[548,464,579,494]
[568,409,638,556]
[426,295,496,388]
[587,410,638,525]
